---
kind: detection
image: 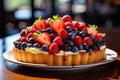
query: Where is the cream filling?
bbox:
[25,45,106,55]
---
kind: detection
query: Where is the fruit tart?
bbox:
[13,15,106,66]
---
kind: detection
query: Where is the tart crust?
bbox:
[13,47,106,66]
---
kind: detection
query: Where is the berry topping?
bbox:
[84,37,93,46]
[50,15,65,34]
[33,18,46,30]
[41,45,49,52]
[20,42,27,50]
[72,21,79,28]
[49,43,59,55]
[34,32,51,46]
[72,46,79,53]
[61,15,72,22]
[65,26,73,32]
[33,43,41,48]
[53,36,64,48]
[59,29,68,39]
[65,22,75,29]
[74,36,83,46]
[27,33,33,40]
[28,38,36,44]
[20,29,27,37]
[21,37,28,43]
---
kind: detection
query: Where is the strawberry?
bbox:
[74,36,83,46]
[96,33,103,41]
[29,26,37,33]
[20,29,27,37]
[53,36,64,48]
[46,18,52,27]
[50,15,65,34]
[87,25,98,37]
[61,15,72,22]
[27,33,33,40]
[59,29,68,39]
[77,22,86,31]
[72,21,79,28]
[84,37,93,46]
[34,32,51,46]
[21,37,28,43]
[65,22,75,29]
[33,18,46,30]
[49,43,59,55]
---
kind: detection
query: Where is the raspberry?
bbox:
[49,43,59,55]
[72,21,79,28]
[59,29,68,39]
[21,37,28,43]
[96,33,102,41]
[20,29,26,37]
[53,36,64,48]
[61,15,72,22]
[29,26,37,33]
[84,37,93,46]
[27,33,33,40]
[77,23,86,31]
[74,36,83,46]
[65,22,75,29]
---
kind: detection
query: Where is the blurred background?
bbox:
[0,0,120,54]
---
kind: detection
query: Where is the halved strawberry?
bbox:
[87,25,98,37]
[53,36,64,48]
[49,43,59,55]
[50,20,65,34]
[74,36,83,46]
[33,18,46,30]
[34,32,51,46]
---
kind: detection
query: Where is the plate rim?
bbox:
[3,48,117,69]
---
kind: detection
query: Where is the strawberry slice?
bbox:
[33,18,46,30]
[34,32,51,46]
[50,20,65,34]
[50,15,65,34]
[87,25,98,37]
[49,43,59,55]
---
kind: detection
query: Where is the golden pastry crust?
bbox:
[13,47,106,66]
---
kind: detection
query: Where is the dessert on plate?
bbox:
[13,15,106,66]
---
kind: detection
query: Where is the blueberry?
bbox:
[83,43,89,50]
[69,32,76,40]
[14,42,19,48]
[78,44,83,50]
[41,45,48,52]
[88,34,94,40]
[65,26,72,32]
[68,40,74,47]
[79,31,86,39]
[16,42,22,49]
[20,42,27,50]
[46,28,54,33]
[33,43,41,48]
[27,44,33,47]
[62,44,70,51]
[73,29,79,35]
[87,48,93,52]
[28,38,35,44]
[91,45,98,50]
[71,46,79,53]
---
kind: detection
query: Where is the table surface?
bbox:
[0,52,120,80]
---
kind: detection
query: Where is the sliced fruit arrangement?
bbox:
[14,15,106,54]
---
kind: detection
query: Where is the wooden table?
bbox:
[0,52,120,80]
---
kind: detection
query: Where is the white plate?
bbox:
[3,48,117,70]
